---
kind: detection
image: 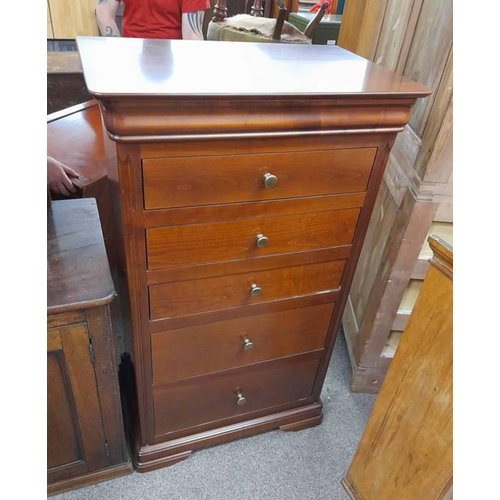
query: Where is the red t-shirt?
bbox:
[121,0,210,39]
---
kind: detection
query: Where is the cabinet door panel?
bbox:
[47,324,107,484]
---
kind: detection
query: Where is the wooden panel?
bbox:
[58,323,108,471]
[424,99,453,183]
[47,322,109,482]
[348,183,398,329]
[344,236,452,499]
[355,200,436,366]
[142,148,376,209]
[47,349,82,469]
[414,46,453,179]
[154,354,321,436]
[48,311,86,329]
[373,0,416,71]
[152,303,334,384]
[86,306,127,465]
[146,208,360,269]
[47,328,63,351]
[403,0,453,135]
[337,0,388,60]
[48,0,99,38]
[149,259,346,320]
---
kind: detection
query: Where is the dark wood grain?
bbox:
[149,259,346,320]
[47,347,82,470]
[146,208,359,269]
[47,323,108,487]
[142,148,375,210]
[153,353,321,436]
[47,199,115,313]
[152,302,334,384]
[47,198,131,494]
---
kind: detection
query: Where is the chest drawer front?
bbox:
[147,208,359,270]
[153,354,320,437]
[152,302,334,384]
[142,148,376,210]
[149,259,345,320]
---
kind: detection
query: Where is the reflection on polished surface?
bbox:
[76,36,429,97]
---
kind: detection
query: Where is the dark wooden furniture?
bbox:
[76,36,430,472]
[343,235,453,499]
[47,100,119,266]
[208,0,328,42]
[47,198,132,495]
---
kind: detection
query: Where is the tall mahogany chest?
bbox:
[76,36,430,471]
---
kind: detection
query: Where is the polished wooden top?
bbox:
[76,36,430,99]
[47,198,115,314]
[47,100,115,187]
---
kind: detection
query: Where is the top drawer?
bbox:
[142,148,376,210]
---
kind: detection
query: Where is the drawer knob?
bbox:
[243,338,254,351]
[255,234,269,248]
[250,284,262,297]
[263,173,278,188]
[236,390,247,406]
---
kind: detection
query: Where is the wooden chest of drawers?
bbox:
[76,36,430,471]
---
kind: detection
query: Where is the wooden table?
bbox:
[47,198,131,495]
[75,36,430,472]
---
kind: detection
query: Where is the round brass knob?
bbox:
[263,173,278,188]
[256,234,269,248]
[236,390,247,406]
[243,338,254,351]
[250,284,262,297]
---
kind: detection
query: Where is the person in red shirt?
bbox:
[95,0,210,40]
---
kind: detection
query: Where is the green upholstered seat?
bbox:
[207,14,312,44]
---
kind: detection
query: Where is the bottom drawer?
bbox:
[153,353,321,437]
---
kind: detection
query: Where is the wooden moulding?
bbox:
[133,402,323,472]
[47,462,132,497]
[98,98,415,142]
